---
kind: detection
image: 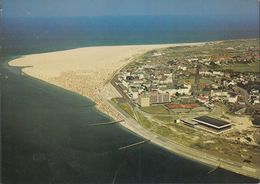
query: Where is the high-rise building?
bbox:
[150,91,170,104]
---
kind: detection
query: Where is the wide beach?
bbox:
[9,43,202,121]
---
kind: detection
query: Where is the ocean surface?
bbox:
[1,16,259,55]
[0,16,259,183]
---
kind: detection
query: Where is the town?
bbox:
[111,39,260,171]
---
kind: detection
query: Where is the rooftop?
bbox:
[193,116,231,129]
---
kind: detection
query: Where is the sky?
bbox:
[2,0,259,18]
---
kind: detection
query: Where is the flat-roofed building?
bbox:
[181,119,198,128]
[193,116,232,134]
[138,95,150,107]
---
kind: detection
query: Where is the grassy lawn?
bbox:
[150,124,196,146]
[153,126,172,137]
[179,76,215,85]
[221,62,259,73]
[117,102,135,119]
[140,105,169,114]
[208,103,228,117]
[190,137,249,162]
[171,123,196,134]
[200,78,215,85]
[153,115,174,123]
[136,111,156,129]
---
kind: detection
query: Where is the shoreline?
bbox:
[8,41,260,180]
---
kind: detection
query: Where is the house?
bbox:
[211,91,228,97]
[200,71,213,76]
[228,95,238,103]
[213,71,224,76]
[196,96,209,103]
[253,99,260,105]
[166,83,192,96]
[178,66,187,71]
[227,92,238,103]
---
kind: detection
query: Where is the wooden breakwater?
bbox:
[118,140,150,151]
[88,120,123,126]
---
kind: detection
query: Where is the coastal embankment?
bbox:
[8,43,260,180]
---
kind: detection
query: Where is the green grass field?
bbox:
[117,102,135,119]
[140,105,169,114]
[153,115,175,123]
[136,111,155,129]
[221,62,259,73]
[153,126,172,137]
[179,76,215,85]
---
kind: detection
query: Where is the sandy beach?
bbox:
[9,43,202,120]
[8,43,260,180]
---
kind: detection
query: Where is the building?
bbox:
[178,65,187,71]
[132,91,139,99]
[211,91,228,97]
[122,80,129,88]
[166,83,191,96]
[181,119,198,128]
[213,71,224,76]
[138,96,150,107]
[129,87,139,99]
[228,93,238,103]
[150,92,170,104]
[193,116,232,134]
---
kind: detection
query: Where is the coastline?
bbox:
[8,41,260,180]
[8,43,205,121]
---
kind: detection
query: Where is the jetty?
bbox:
[118,140,150,151]
[88,120,123,126]
[208,165,219,174]
[208,162,221,174]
